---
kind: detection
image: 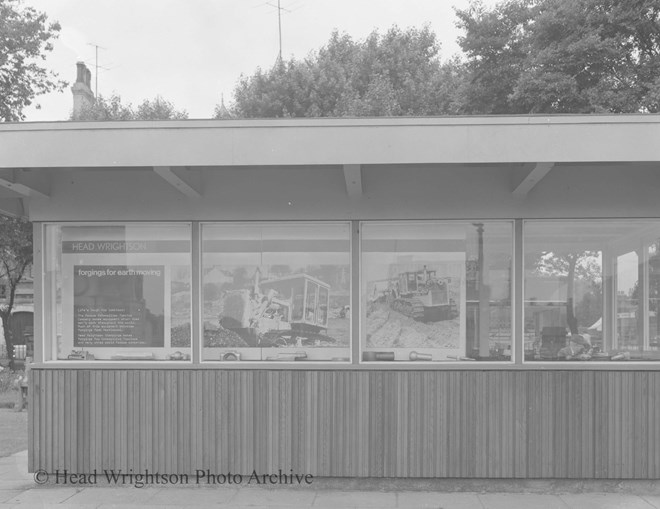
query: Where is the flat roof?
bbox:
[3,114,660,168]
[3,114,660,221]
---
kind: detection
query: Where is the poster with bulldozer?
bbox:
[362,222,467,361]
[203,267,350,360]
[201,223,351,361]
[364,257,466,360]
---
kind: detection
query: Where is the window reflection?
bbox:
[524,221,660,361]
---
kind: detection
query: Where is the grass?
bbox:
[0,365,26,408]
[0,409,28,457]
[0,390,17,406]
[0,367,24,406]
[0,367,19,392]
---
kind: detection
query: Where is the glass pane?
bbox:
[318,286,329,327]
[524,220,660,361]
[616,251,639,351]
[202,223,351,362]
[304,280,318,324]
[650,242,660,349]
[44,224,192,361]
[361,221,513,362]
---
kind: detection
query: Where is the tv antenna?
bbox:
[266,0,291,60]
[87,43,108,97]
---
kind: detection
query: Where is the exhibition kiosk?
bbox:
[2,114,660,478]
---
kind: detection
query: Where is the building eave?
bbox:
[2,114,660,169]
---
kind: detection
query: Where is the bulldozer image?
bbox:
[219,271,333,347]
[388,266,457,322]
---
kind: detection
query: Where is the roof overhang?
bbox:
[3,114,660,168]
[1,114,659,221]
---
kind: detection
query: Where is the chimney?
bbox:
[71,61,94,117]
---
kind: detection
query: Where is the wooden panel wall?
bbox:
[29,369,660,478]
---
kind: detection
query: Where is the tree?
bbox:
[533,250,601,333]
[455,0,660,114]
[72,94,188,121]
[226,1,660,117]
[72,94,133,121]
[0,216,32,365]
[226,26,463,118]
[1,0,66,121]
[134,96,189,120]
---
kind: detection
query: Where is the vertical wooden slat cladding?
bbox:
[29,369,660,478]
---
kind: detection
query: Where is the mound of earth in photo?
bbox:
[366,302,459,349]
[204,326,249,347]
[171,323,191,347]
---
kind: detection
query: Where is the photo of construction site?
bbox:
[360,222,517,362]
[364,257,466,360]
[201,223,351,361]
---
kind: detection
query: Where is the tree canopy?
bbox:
[455,0,660,114]
[0,0,66,121]
[72,94,188,121]
[0,215,32,363]
[226,0,660,117]
[227,26,463,118]
[532,250,602,333]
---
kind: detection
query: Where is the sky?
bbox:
[21,0,500,121]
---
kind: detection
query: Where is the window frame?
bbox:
[33,219,660,369]
[358,219,516,365]
[41,221,194,364]
[199,220,353,364]
[522,218,660,366]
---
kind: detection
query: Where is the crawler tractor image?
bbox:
[219,272,333,347]
[388,266,457,322]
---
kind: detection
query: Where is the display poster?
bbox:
[362,226,467,360]
[204,264,350,349]
[202,225,350,352]
[73,265,165,347]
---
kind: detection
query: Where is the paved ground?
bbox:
[0,409,27,458]
[2,451,660,508]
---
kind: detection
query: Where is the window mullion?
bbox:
[514,219,523,365]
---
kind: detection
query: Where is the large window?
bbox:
[44,224,192,361]
[524,220,660,361]
[41,219,660,365]
[201,223,351,362]
[361,221,513,362]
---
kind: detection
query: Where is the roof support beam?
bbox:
[153,166,201,198]
[343,164,363,198]
[0,169,50,199]
[511,162,555,196]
